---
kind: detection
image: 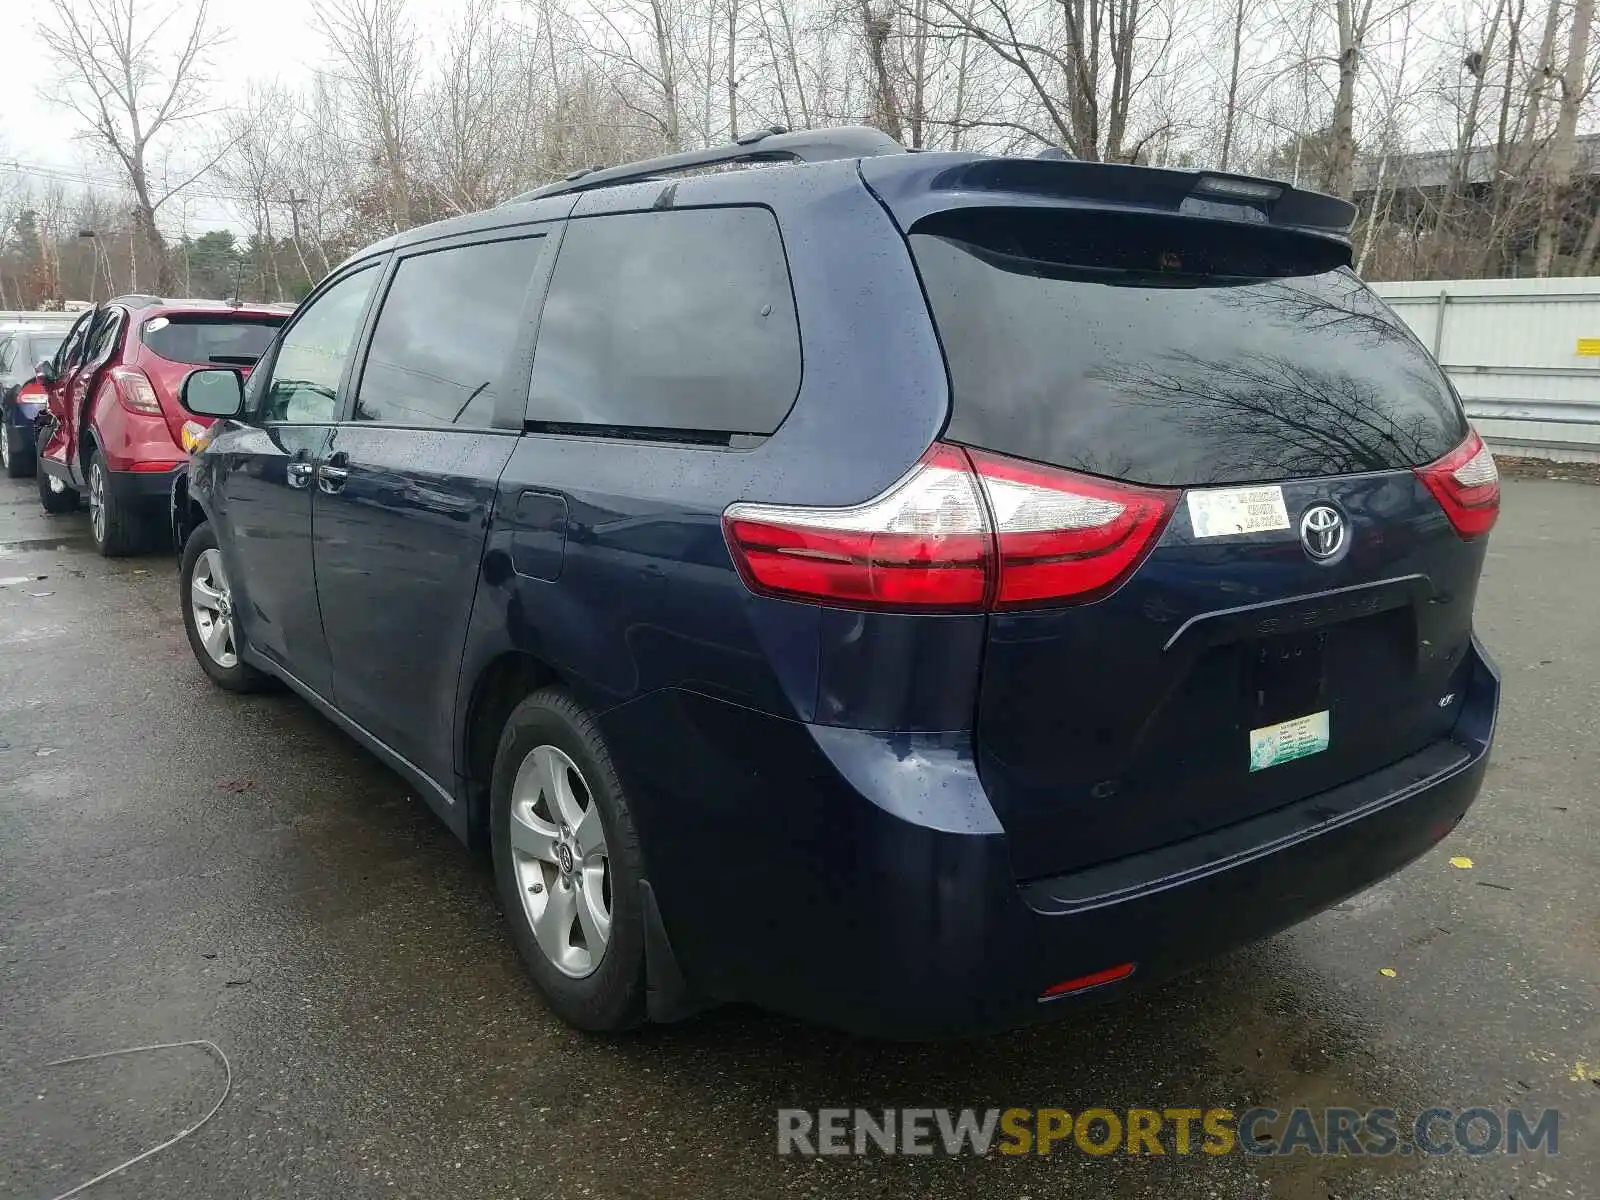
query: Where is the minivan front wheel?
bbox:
[179,522,269,692]
[491,688,646,1032]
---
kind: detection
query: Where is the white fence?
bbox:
[0,311,83,326]
[1370,277,1600,462]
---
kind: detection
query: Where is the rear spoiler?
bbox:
[859,153,1355,246]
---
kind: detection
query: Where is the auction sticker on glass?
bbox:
[1187,485,1291,538]
[1249,711,1330,772]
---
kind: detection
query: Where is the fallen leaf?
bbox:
[1573,1062,1597,1083]
[1449,856,1474,869]
[1379,968,1398,978]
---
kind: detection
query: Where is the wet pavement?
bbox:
[1,472,1596,1199]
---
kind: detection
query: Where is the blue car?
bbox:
[1,322,73,477]
[168,128,1500,1038]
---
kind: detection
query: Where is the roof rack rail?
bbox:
[504,125,905,204]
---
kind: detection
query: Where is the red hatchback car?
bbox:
[36,297,287,554]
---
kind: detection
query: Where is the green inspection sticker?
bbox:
[1248,710,1330,772]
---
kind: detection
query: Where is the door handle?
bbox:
[317,467,348,493]
[317,450,349,494]
[286,449,314,489]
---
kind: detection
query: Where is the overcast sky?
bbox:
[0,0,463,233]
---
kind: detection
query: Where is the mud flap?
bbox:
[641,880,707,1024]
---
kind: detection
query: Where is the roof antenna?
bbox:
[230,254,244,307]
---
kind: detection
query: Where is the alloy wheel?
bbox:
[89,460,106,544]
[0,421,10,465]
[508,744,612,978]
[190,548,239,668]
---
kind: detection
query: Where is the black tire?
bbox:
[88,447,152,556]
[2,411,33,478]
[179,522,270,692]
[36,449,80,513]
[491,687,648,1033]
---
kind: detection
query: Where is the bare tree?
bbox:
[36,0,224,292]
[315,0,423,230]
[920,0,1175,160]
[1533,0,1594,273]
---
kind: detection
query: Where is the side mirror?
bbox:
[180,368,245,419]
[34,358,56,385]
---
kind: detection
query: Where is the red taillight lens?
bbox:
[1415,430,1499,539]
[108,366,163,415]
[722,443,1177,610]
[966,448,1178,607]
[723,444,992,610]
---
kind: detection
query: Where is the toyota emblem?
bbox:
[1300,505,1346,560]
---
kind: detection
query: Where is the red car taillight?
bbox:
[1415,429,1499,539]
[722,442,1177,611]
[108,366,163,416]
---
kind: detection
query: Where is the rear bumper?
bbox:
[5,401,40,453]
[603,639,1499,1039]
[105,463,186,507]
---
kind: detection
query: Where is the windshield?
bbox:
[911,209,1466,487]
[141,315,284,366]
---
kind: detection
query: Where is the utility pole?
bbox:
[277,191,315,294]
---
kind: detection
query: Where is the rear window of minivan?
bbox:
[911,208,1467,487]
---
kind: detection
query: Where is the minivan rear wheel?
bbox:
[491,687,647,1032]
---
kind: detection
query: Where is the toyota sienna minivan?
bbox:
[170,126,1500,1038]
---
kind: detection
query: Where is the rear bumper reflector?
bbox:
[1039,961,1136,1001]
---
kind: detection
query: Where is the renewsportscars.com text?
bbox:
[777,1106,1560,1158]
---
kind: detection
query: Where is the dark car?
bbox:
[169,127,1501,1039]
[34,297,285,554]
[0,321,73,477]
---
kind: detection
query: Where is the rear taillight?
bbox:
[966,448,1178,607]
[722,442,1177,611]
[1416,430,1499,539]
[108,366,163,415]
[723,444,992,609]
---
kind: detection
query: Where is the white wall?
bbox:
[1370,278,1600,462]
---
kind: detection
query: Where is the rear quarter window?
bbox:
[526,206,800,438]
[911,209,1466,487]
[142,315,285,367]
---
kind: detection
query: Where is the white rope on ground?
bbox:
[43,1039,233,1200]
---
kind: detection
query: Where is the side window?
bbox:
[261,265,380,423]
[354,235,545,426]
[526,207,801,436]
[56,313,94,372]
[83,311,122,367]
[0,338,13,375]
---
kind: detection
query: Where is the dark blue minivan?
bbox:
[172,127,1500,1038]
